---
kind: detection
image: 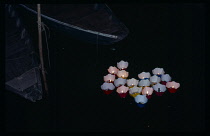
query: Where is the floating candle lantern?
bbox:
[138,79,151,87]
[152,83,167,96]
[101,82,115,95]
[142,87,153,99]
[127,78,139,88]
[114,78,127,87]
[150,75,161,86]
[129,86,142,97]
[152,68,165,77]
[166,81,180,93]
[160,74,171,85]
[117,70,129,79]
[138,72,151,80]
[108,66,119,75]
[116,85,129,98]
[104,74,115,83]
[117,60,128,70]
[134,95,148,108]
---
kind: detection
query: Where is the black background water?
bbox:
[4,3,206,133]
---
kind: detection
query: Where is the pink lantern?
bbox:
[108,66,119,75]
[104,74,115,83]
[142,87,153,99]
[138,72,151,80]
[117,70,129,79]
[117,60,128,70]
[116,85,129,98]
[166,81,180,93]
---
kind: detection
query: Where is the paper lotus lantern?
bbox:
[108,66,119,75]
[104,74,115,83]
[117,70,129,79]
[101,82,115,94]
[166,81,180,93]
[152,83,167,96]
[134,95,148,104]
[142,87,153,99]
[161,74,171,85]
[138,79,150,87]
[114,78,126,87]
[127,78,139,88]
[138,72,151,80]
[152,68,165,77]
[150,75,161,85]
[117,60,128,70]
[116,85,129,98]
[129,86,142,97]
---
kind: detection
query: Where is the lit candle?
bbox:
[117,60,128,70]
[152,83,166,96]
[116,85,129,98]
[161,74,171,85]
[117,70,129,79]
[108,66,119,75]
[104,74,115,83]
[138,72,151,80]
[114,78,126,87]
[101,82,115,95]
[138,79,151,87]
[152,68,165,77]
[127,78,139,88]
[142,87,153,99]
[166,81,180,93]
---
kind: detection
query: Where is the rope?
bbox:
[36,21,51,69]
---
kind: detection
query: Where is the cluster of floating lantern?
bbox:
[101,60,180,108]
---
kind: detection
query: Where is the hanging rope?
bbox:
[37,4,48,95]
[41,22,51,69]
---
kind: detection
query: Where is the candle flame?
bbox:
[172,86,174,88]
[147,91,149,95]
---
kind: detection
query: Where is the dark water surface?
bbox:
[4,3,206,133]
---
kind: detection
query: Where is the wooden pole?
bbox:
[37,4,48,95]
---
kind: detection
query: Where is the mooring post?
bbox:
[37,4,48,96]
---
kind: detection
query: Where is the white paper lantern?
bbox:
[101,82,115,90]
[161,74,171,82]
[127,78,139,87]
[152,83,166,92]
[117,60,128,70]
[138,72,151,80]
[134,95,148,104]
[150,75,161,83]
[114,78,127,87]
[138,79,150,87]
[129,86,142,94]
[152,68,165,75]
